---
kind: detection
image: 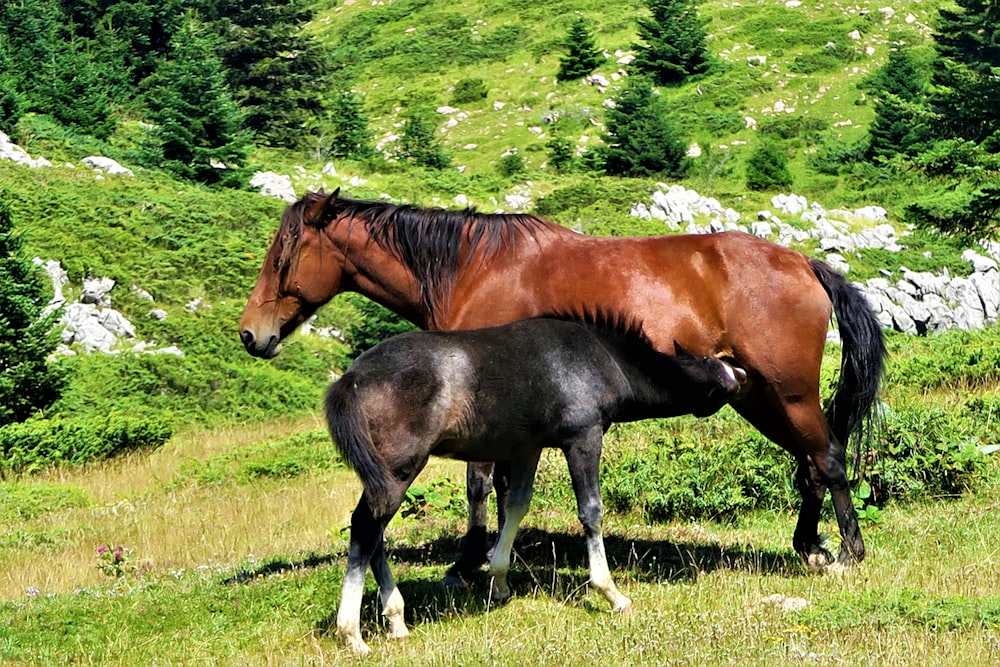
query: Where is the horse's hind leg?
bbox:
[488,451,540,602]
[564,427,631,612]
[793,435,865,569]
[738,397,864,569]
[337,496,387,654]
[370,538,409,641]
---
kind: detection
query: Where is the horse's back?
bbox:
[346,320,626,458]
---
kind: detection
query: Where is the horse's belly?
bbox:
[430,428,550,462]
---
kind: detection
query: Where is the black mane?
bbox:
[278,192,562,319]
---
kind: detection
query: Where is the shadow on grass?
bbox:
[388,527,803,587]
[220,552,340,585]
[222,527,804,638]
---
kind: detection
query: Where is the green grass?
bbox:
[2,462,999,665]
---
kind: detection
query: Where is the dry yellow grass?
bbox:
[0,417,466,600]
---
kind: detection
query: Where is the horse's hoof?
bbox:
[387,626,410,641]
[442,573,469,589]
[612,597,633,614]
[340,634,371,655]
[489,578,511,603]
[805,549,834,572]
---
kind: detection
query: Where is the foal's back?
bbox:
[343,318,630,461]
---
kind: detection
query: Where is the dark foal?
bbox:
[325,317,744,653]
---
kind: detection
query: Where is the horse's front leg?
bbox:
[564,427,631,612]
[444,461,496,586]
[488,451,541,602]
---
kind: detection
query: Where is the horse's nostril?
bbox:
[240,329,255,349]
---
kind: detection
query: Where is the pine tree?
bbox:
[396,107,451,170]
[0,195,65,427]
[601,78,688,178]
[328,90,376,160]
[927,0,1000,147]
[865,43,931,159]
[212,0,330,148]
[546,121,577,173]
[632,0,711,85]
[140,13,248,186]
[0,0,117,138]
[557,17,604,82]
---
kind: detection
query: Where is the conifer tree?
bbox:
[328,90,376,160]
[397,107,451,170]
[865,43,930,159]
[0,195,65,427]
[601,78,688,178]
[632,0,711,85]
[141,13,248,186]
[927,0,1000,147]
[212,0,329,148]
[557,17,604,82]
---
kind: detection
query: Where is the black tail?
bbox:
[325,375,395,518]
[810,259,887,469]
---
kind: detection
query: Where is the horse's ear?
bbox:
[305,188,342,229]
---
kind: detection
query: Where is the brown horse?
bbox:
[239,189,886,579]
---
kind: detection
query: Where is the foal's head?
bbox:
[671,342,746,417]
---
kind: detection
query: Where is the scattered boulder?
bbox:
[82,156,134,176]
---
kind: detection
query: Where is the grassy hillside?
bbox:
[3,1,1000,662]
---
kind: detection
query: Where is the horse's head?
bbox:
[239,189,349,358]
[673,341,747,416]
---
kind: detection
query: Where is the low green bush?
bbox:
[0,414,171,476]
[0,482,91,522]
[866,402,994,506]
[174,429,341,486]
[596,415,798,523]
[450,78,488,106]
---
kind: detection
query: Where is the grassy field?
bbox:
[2,409,999,666]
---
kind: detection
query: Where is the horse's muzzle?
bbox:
[239,329,282,359]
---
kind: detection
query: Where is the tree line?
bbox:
[0,0,328,185]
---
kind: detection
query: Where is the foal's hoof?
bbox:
[442,572,470,589]
[803,546,835,572]
[339,633,371,655]
[612,596,633,614]
[488,578,512,603]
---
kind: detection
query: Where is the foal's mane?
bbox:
[278,191,562,319]
[543,307,661,362]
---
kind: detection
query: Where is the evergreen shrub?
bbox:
[0,415,171,476]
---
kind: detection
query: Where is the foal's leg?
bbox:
[564,427,631,612]
[370,537,409,641]
[337,496,387,654]
[444,461,496,586]
[488,451,541,602]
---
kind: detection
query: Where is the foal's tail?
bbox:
[325,375,395,518]
[810,259,887,465]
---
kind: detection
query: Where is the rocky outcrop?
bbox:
[630,185,1000,336]
[34,259,184,357]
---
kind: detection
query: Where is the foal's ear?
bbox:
[673,340,693,358]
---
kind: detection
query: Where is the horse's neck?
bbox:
[609,347,686,416]
[340,234,431,329]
